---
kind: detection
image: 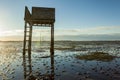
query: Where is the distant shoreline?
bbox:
[0,40,120,42]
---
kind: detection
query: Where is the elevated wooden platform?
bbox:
[24,7,55,25]
[23,6,55,55]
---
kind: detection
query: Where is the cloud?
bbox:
[0,26,120,41]
[55,33,120,41]
[55,26,120,35]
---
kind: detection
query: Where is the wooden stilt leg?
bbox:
[50,24,54,55]
[23,22,27,55]
[28,25,32,54]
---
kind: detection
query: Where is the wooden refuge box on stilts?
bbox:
[23,6,55,55]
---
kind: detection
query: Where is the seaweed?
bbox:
[75,52,115,62]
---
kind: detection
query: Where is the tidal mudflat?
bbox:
[0,41,120,80]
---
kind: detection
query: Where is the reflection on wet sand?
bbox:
[23,51,54,80]
[1,41,120,80]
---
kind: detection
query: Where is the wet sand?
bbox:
[0,41,120,80]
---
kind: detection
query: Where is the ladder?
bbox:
[23,22,32,55]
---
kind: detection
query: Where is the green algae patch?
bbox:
[76,52,115,62]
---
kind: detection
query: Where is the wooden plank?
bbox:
[24,6,31,20]
[32,7,55,20]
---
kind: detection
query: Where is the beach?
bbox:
[0,41,120,80]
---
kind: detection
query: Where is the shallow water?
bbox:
[0,41,120,80]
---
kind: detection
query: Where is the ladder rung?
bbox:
[24,31,30,32]
[26,36,29,37]
[26,27,30,28]
[26,40,29,42]
[26,40,29,41]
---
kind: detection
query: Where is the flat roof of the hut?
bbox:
[24,6,55,25]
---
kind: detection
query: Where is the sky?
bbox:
[0,0,120,41]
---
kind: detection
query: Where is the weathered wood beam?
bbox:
[28,25,32,54]
[23,21,27,55]
[50,23,54,55]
